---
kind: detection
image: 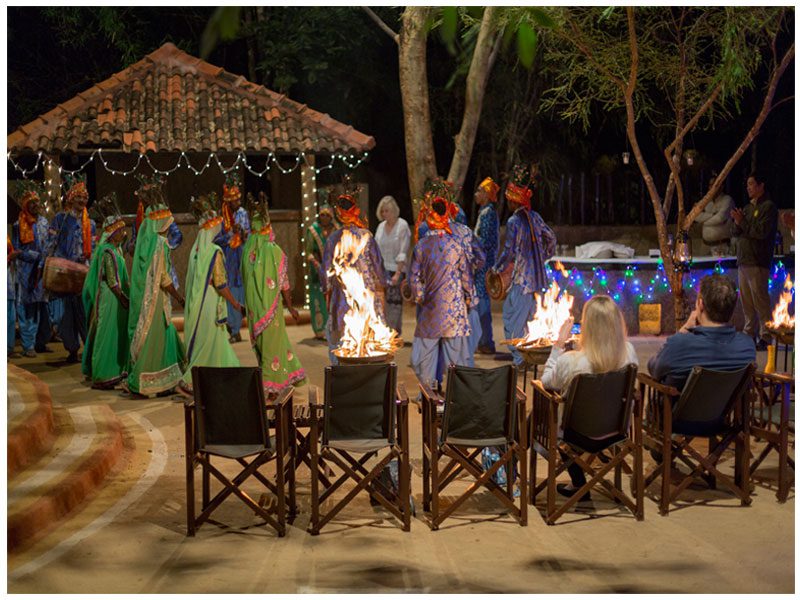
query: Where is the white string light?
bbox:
[9,149,368,179]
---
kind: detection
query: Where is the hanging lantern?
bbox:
[673,229,692,272]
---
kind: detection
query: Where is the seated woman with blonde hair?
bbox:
[539,294,639,500]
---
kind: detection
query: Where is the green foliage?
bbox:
[200,6,241,59]
[516,22,538,69]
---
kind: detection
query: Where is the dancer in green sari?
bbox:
[179,194,243,393]
[126,176,186,396]
[242,195,306,396]
[305,204,337,339]
[81,197,130,389]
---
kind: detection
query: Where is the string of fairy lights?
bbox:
[8,149,368,308]
[544,259,794,304]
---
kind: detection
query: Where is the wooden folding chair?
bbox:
[529,364,643,525]
[184,366,295,537]
[421,364,528,530]
[307,363,411,534]
[638,364,754,516]
[750,371,794,503]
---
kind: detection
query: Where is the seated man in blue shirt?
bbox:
[648,274,756,390]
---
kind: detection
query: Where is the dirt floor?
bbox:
[6,305,795,594]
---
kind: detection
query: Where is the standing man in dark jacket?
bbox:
[731,171,778,350]
[648,275,756,390]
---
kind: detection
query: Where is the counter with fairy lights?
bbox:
[544,255,794,335]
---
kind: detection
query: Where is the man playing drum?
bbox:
[46,175,96,363]
[489,164,557,367]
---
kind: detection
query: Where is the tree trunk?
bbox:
[446,7,500,196]
[399,7,437,214]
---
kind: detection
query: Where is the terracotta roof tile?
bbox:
[8,42,374,155]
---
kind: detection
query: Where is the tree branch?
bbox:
[362,7,399,45]
[684,42,795,226]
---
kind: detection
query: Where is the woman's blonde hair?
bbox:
[578,295,629,373]
[376,195,400,222]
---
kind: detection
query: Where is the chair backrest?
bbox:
[440,364,516,446]
[323,363,396,445]
[562,364,638,443]
[191,366,269,451]
[672,364,755,436]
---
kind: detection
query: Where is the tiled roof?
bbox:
[8,42,375,155]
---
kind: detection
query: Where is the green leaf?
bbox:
[217,7,242,40]
[599,7,617,21]
[526,7,555,29]
[200,7,241,59]
[440,6,458,53]
[516,22,538,69]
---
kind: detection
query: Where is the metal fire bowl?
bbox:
[515,344,553,366]
[333,351,393,365]
[767,326,795,346]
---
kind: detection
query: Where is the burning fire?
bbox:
[520,281,575,347]
[328,229,400,357]
[767,274,795,331]
[552,260,570,278]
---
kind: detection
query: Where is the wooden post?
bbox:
[300,155,318,309]
[43,153,61,219]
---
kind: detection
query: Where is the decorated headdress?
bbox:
[505,163,533,209]
[134,173,170,231]
[222,172,242,203]
[478,177,500,203]
[191,192,223,230]
[64,174,89,205]
[318,203,334,220]
[220,173,244,247]
[15,181,44,245]
[245,190,273,238]
[334,174,367,228]
[414,177,459,240]
[91,192,127,238]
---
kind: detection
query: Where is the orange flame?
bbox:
[553,260,570,278]
[329,229,400,357]
[767,274,795,330]
[522,281,575,346]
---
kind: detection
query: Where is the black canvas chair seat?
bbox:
[308,363,411,534]
[185,366,296,537]
[530,364,643,525]
[421,364,528,530]
[203,441,276,460]
[638,364,754,516]
[749,371,795,503]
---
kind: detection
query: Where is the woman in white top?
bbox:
[539,294,639,500]
[374,195,411,334]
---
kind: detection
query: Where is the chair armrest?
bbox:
[308,385,323,409]
[531,379,563,404]
[419,382,444,406]
[515,386,527,406]
[755,370,795,386]
[266,386,294,410]
[396,383,410,406]
[183,397,195,409]
[637,372,680,397]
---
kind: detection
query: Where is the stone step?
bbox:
[8,365,56,479]
[7,376,127,554]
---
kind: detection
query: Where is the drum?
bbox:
[43,256,89,295]
[486,264,513,301]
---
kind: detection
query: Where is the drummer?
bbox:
[47,175,97,363]
[11,183,51,357]
[489,164,556,367]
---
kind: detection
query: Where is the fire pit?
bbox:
[328,229,402,362]
[766,274,795,345]
[333,351,393,365]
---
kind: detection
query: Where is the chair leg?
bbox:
[202,457,211,510]
[529,448,538,506]
[430,443,440,530]
[660,437,672,516]
[517,445,528,526]
[309,422,320,535]
[186,453,196,537]
[778,436,791,503]
[546,445,557,525]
